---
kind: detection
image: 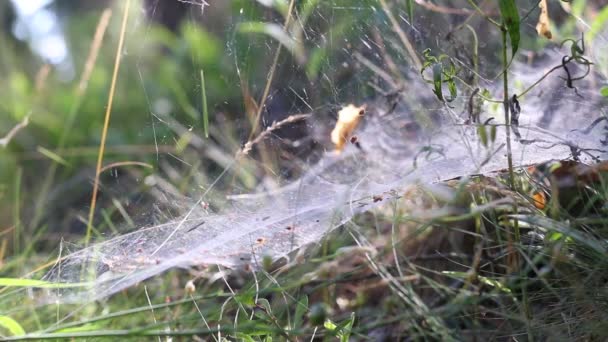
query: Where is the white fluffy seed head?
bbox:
[185,280,196,295]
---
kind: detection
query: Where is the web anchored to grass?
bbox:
[40,48,607,302]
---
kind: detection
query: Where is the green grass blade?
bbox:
[0,315,25,336]
[588,5,608,42]
[200,69,209,138]
[405,0,414,25]
[339,312,355,342]
[0,278,89,289]
[36,146,71,167]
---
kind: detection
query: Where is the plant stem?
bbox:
[85,0,130,247]
[465,24,479,87]
[501,28,514,190]
[501,23,533,341]
[13,167,22,260]
[517,63,565,98]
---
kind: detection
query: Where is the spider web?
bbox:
[40,1,608,303]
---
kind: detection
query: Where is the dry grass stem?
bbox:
[85,0,131,246]
[0,116,30,148]
[78,9,113,96]
[240,113,311,156]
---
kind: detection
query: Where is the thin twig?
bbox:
[34,64,52,92]
[240,114,311,156]
[78,9,113,96]
[0,116,29,148]
[517,63,565,98]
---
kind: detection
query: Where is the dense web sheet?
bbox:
[40,54,607,302]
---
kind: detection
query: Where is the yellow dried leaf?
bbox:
[536,0,552,40]
[532,191,546,210]
[331,104,366,152]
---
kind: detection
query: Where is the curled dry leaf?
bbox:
[331,104,366,152]
[536,0,552,40]
[532,191,547,210]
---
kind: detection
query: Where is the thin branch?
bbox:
[0,116,30,148]
[77,9,112,96]
[517,63,565,98]
[240,114,311,156]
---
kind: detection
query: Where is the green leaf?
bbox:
[324,319,338,331]
[588,5,608,42]
[306,47,327,79]
[339,312,355,342]
[181,23,221,65]
[293,295,308,330]
[421,49,458,102]
[404,0,414,25]
[236,333,257,342]
[432,63,444,101]
[513,215,607,255]
[37,146,70,167]
[477,125,488,147]
[498,0,520,57]
[0,315,26,336]
[446,71,458,100]
[600,86,608,97]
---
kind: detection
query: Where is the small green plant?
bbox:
[421,49,458,103]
